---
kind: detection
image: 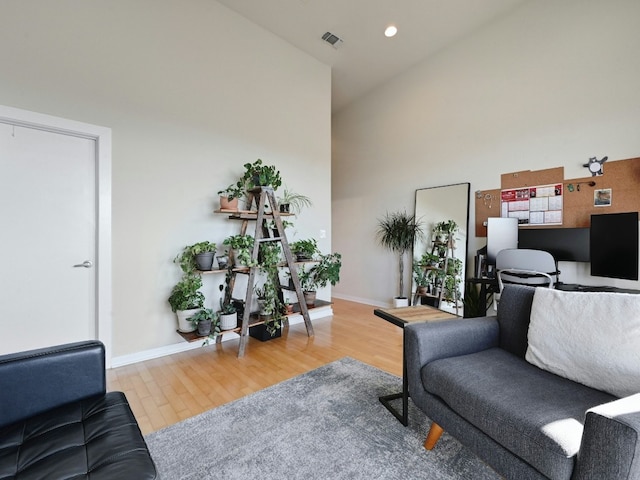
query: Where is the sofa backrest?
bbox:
[496,285,536,358]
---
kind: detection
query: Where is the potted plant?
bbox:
[174,241,217,272]
[290,238,319,261]
[189,308,220,337]
[376,211,424,307]
[421,252,440,267]
[241,158,282,190]
[298,252,342,306]
[217,183,245,211]
[223,234,256,267]
[463,280,484,318]
[168,273,205,333]
[283,300,295,315]
[412,261,431,296]
[434,220,458,243]
[277,187,312,214]
[265,219,293,237]
[218,281,237,330]
[252,281,283,340]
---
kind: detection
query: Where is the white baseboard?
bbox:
[110,306,333,369]
[332,292,388,308]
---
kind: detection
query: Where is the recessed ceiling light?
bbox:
[384,25,398,38]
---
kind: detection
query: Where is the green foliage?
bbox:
[242,159,282,190]
[258,242,282,269]
[217,158,282,204]
[420,252,440,266]
[290,238,319,259]
[377,211,423,253]
[298,253,342,292]
[223,234,256,267]
[277,187,312,215]
[168,273,205,312]
[254,279,282,336]
[217,183,245,202]
[218,281,236,314]
[376,211,424,298]
[443,275,462,303]
[190,308,222,340]
[174,241,217,274]
[433,220,458,240]
[463,281,484,318]
[412,262,432,287]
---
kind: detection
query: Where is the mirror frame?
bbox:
[413,182,470,315]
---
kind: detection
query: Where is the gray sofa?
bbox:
[406,285,640,480]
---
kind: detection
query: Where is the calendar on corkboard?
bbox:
[500,183,563,226]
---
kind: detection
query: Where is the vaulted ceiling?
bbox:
[217,0,528,113]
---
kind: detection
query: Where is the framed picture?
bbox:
[594,188,612,207]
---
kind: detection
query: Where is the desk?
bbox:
[374,305,458,426]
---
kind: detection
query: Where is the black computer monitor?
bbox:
[518,227,590,262]
[590,212,639,280]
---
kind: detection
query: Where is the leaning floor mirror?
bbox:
[413,183,470,316]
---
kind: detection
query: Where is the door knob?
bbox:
[73,260,93,268]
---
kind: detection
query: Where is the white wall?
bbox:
[332,0,640,306]
[0,0,331,358]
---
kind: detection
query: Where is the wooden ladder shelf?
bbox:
[227,187,314,357]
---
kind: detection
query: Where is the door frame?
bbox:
[0,105,112,366]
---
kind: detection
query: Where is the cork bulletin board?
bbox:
[475,157,640,237]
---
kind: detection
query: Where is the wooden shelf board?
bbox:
[175,300,331,343]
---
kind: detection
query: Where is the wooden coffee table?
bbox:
[374,305,458,426]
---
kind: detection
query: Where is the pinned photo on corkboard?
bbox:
[594,188,612,207]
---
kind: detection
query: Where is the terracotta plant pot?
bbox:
[220,195,239,211]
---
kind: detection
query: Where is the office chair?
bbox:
[494,248,558,310]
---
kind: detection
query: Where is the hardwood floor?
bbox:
[107,298,402,435]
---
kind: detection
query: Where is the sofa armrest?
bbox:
[573,393,640,480]
[0,340,106,428]
[405,316,499,407]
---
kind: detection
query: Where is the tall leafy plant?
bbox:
[376,211,424,300]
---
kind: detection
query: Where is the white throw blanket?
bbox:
[526,288,640,398]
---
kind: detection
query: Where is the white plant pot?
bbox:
[220,312,237,330]
[176,308,199,333]
[393,297,409,308]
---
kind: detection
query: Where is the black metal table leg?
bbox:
[378,329,409,426]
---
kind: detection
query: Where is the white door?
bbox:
[0,108,111,358]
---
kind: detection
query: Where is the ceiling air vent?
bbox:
[322,31,343,49]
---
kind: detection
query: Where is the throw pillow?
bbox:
[526,288,640,397]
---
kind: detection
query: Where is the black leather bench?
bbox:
[0,341,157,479]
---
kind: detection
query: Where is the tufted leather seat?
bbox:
[0,341,157,480]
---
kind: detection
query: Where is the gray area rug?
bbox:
[145,357,501,479]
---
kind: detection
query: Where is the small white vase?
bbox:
[176,308,199,333]
[220,312,237,330]
[393,297,409,308]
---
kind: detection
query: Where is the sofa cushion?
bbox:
[526,288,640,398]
[423,348,615,480]
[0,392,157,480]
[496,285,535,358]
